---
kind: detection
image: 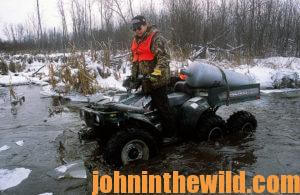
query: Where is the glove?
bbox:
[151,68,162,76]
[123,76,138,90]
[122,76,132,88]
[150,68,162,83]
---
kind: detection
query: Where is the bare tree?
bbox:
[104,0,128,26]
[128,0,134,18]
[10,25,16,42]
[16,24,25,42]
[103,1,114,30]
[88,0,93,35]
[3,25,11,41]
[2,0,300,58]
[97,0,104,29]
[57,0,69,52]
[36,0,43,40]
[57,0,68,39]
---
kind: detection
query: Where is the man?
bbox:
[130,15,178,143]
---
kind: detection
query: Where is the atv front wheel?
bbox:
[196,111,225,141]
[104,129,157,166]
[226,111,257,136]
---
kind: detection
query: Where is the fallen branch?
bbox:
[207,30,230,46]
[32,65,46,76]
[229,44,244,52]
[113,53,130,59]
[190,30,230,61]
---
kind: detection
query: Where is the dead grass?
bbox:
[61,66,73,92]
[99,41,112,68]
[73,53,98,95]
[58,49,98,95]
[9,84,16,101]
[8,61,26,73]
[0,60,8,75]
[48,64,57,88]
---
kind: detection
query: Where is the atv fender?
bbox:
[181,97,211,130]
[125,113,162,139]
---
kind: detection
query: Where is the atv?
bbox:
[79,73,260,166]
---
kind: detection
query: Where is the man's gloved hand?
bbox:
[123,76,139,90]
[122,76,132,88]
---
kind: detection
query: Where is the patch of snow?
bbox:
[65,94,89,102]
[28,77,48,86]
[0,168,31,191]
[65,92,106,102]
[261,88,300,98]
[40,85,56,97]
[0,145,10,152]
[0,72,48,86]
[234,66,275,88]
[233,57,300,89]
[40,85,110,102]
[48,160,87,180]
[261,88,299,94]
[38,193,53,195]
[55,163,76,173]
[0,75,29,86]
[97,75,126,91]
[15,140,24,146]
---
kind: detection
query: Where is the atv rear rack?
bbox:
[207,83,260,107]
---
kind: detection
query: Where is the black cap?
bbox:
[131,15,146,30]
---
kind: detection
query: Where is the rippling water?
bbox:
[0,86,85,194]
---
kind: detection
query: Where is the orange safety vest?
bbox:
[131,32,157,62]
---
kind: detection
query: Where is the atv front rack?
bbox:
[207,83,260,107]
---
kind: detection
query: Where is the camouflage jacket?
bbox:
[131,25,171,93]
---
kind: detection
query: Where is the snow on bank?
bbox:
[0,73,48,86]
[234,57,300,89]
[2,53,300,98]
[39,59,130,101]
[97,74,126,91]
[40,85,113,102]
[94,60,131,91]
[0,168,31,191]
[40,85,57,97]
[0,75,29,86]
[261,88,300,98]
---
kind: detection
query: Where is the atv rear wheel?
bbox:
[226,111,257,136]
[104,129,157,166]
[196,111,225,141]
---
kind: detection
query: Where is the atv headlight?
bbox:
[95,115,100,123]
